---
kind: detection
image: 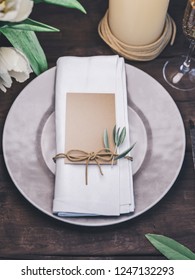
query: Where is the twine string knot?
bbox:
[53,148,132,185]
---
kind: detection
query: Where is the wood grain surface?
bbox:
[0,0,195,259]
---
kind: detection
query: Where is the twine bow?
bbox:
[53,148,131,185]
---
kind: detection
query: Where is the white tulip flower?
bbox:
[0,47,32,92]
[0,0,33,22]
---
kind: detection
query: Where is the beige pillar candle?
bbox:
[108,0,170,46]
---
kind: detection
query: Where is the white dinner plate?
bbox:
[2,64,185,226]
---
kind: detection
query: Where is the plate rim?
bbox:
[2,64,186,227]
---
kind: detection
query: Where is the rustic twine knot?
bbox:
[53,149,132,185]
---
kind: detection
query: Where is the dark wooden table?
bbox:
[0,0,195,260]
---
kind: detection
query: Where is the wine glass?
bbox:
[163,0,195,91]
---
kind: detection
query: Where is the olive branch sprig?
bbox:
[103,125,135,164]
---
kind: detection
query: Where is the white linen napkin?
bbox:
[53,55,134,216]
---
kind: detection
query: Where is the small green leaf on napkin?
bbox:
[118,127,126,146]
[113,126,127,147]
[34,0,86,14]
[111,125,135,163]
[113,125,116,145]
[0,29,47,75]
[0,19,59,32]
[115,143,135,160]
[103,129,110,150]
[145,234,195,260]
[115,127,120,146]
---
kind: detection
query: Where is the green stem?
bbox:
[111,146,117,167]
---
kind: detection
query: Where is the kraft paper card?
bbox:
[65,92,116,164]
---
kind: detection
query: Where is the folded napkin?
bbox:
[53,55,134,216]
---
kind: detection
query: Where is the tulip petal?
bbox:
[0,0,33,22]
[0,29,48,75]
[14,0,34,22]
[0,47,32,92]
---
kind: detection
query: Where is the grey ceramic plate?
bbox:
[3,64,185,226]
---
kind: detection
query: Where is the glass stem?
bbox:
[180,40,195,73]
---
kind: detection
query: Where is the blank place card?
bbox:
[65,92,116,164]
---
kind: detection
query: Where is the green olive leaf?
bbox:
[103,129,110,150]
[113,125,116,145]
[118,127,126,146]
[145,234,195,260]
[115,143,135,160]
[115,127,121,146]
